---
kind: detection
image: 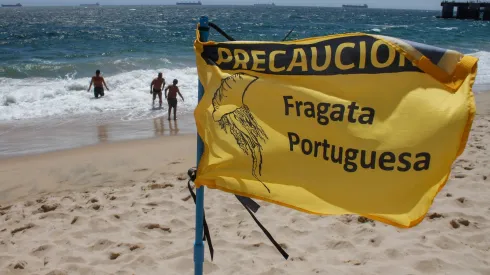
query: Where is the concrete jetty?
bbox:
[439,1,490,20]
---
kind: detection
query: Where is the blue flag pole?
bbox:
[195,15,209,275]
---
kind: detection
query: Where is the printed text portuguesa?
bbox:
[283,96,431,173]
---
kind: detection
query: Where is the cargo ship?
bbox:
[176,1,202,5]
[1,3,22,7]
[80,2,100,6]
[342,4,368,8]
[253,2,275,6]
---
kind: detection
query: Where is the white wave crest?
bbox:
[436,27,458,31]
[0,67,198,121]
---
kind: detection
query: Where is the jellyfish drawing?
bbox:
[211,73,270,192]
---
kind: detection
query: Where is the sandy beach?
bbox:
[0,92,489,275]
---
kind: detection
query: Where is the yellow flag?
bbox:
[193,31,477,228]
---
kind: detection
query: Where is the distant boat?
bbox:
[253,2,275,6]
[342,4,368,8]
[1,3,22,7]
[176,1,202,5]
[80,2,100,7]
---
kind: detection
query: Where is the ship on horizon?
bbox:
[253,2,275,6]
[342,4,368,8]
[80,2,100,6]
[176,1,202,5]
[1,3,22,7]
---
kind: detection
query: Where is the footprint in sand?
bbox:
[88,198,98,204]
[450,220,460,228]
[0,205,12,211]
[146,183,174,190]
[129,244,141,251]
[11,223,35,236]
[32,244,52,256]
[12,261,27,269]
[290,256,306,262]
[357,216,375,225]
[39,212,69,220]
[36,197,47,203]
[31,204,58,215]
[109,252,120,260]
[450,218,471,229]
[143,223,171,232]
[427,212,444,220]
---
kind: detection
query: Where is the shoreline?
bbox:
[0,112,196,159]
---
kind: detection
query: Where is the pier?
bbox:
[439,1,490,20]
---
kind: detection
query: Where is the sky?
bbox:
[4,0,443,10]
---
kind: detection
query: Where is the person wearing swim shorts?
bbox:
[165,79,184,120]
[150,72,165,108]
[87,69,109,98]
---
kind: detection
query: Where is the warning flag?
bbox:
[193,31,477,228]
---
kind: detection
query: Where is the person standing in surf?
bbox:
[87,70,110,98]
[165,79,184,120]
[150,72,165,109]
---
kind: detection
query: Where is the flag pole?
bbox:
[195,15,209,275]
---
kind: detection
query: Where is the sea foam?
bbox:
[0,67,198,121]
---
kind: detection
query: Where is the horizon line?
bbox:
[1,4,441,11]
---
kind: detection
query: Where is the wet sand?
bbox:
[0,113,195,158]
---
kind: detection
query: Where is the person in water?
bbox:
[150,72,165,108]
[165,79,184,120]
[87,70,109,98]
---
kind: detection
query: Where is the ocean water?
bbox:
[1,6,489,122]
